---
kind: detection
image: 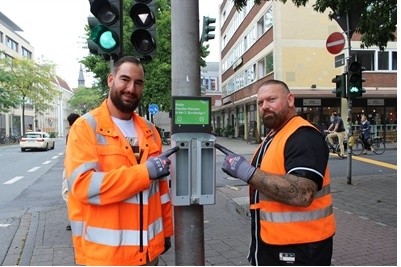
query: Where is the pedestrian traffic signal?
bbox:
[331,74,346,98]
[348,61,365,98]
[87,0,123,60]
[130,0,157,61]
[201,16,216,43]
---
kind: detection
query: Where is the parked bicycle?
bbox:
[351,132,386,156]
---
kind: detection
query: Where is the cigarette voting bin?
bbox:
[170,96,216,206]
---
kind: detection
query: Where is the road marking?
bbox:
[352,156,397,170]
[27,167,40,172]
[0,224,11,227]
[43,160,51,165]
[4,176,24,184]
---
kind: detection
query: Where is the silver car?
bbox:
[20,131,55,152]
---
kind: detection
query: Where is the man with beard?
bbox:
[215,80,335,265]
[65,56,178,265]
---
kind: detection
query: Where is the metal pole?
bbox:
[345,12,352,184]
[171,0,205,265]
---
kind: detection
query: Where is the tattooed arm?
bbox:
[249,169,318,207]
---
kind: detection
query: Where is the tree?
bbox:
[232,0,396,49]
[0,56,59,134]
[67,87,104,114]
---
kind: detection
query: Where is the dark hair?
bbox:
[259,79,290,93]
[332,112,338,117]
[113,56,142,75]
[67,113,80,126]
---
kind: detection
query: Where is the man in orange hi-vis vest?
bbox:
[215,80,335,265]
[65,56,178,265]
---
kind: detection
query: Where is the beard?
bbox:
[262,105,291,130]
[109,86,140,113]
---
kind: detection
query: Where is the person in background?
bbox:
[62,113,80,231]
[215,79,335,265]
[360,114,374,154]
[327,111,347,158]
[65,56,178,265]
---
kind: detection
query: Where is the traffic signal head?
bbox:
[130,0,157,61]
[201,16,216,42]
[87,0,122,60]
[331,74,346,98]
[348,61,365,98]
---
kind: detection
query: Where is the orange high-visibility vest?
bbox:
[65,100,173,265]
[250,116,336,245]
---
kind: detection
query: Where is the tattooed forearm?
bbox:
[249,169,318,207]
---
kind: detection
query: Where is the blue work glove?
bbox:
[214,143,256,183]
[146,146,179,179]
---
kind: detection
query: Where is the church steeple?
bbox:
[78,64,85,87]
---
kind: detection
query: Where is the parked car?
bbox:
[20,131,55,152]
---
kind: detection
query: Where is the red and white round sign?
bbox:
[326,32,345,55]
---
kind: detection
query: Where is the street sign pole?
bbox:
[171,1,205,265]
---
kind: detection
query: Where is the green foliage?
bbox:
[232,0,396,49]
[67,87,104,114]
[0,56,59,133]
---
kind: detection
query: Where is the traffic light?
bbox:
[331,73,346,98]
[201,16,216,43]
[348,61,365,98]
[87,0,123,60]
[130,0,157,61]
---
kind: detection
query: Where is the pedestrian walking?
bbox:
[215,79,336,265]
[62,112,80,231]
[64,56,178,265]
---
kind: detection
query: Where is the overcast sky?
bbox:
[1,0,221,89]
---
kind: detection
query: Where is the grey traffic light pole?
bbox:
[171,0,205,265]
[345,12,353,185]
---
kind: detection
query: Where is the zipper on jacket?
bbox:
[139,191,143,252]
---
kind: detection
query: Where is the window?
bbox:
[0,31,3,43]
[6,36,18,52]
[351,50,397,71]
[22,47,32,59]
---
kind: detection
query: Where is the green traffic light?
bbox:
[90,24,118,52]
[100,31,117,50]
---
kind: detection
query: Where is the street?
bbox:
[0,138,397,265]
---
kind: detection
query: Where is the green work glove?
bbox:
[146,146,179,179]
[215,143,256,183]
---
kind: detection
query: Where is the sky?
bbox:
[1,0,221,89]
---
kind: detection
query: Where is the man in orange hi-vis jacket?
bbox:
[65,56,178,265]
[215,80,335,266]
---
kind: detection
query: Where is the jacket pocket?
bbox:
[96,145,130,170]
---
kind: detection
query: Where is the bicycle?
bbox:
[351,133,386,156]
[324,130,348,158]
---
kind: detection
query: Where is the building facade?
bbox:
[0,11,74,138]
[213,0,397,143]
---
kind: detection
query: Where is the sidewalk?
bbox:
[1,137,397,266]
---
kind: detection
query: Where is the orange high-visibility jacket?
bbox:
[250,116,336,245]
[65,100,173,265]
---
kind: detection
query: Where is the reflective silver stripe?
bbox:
[123,181,159,204]
[83,217,164,247]
[160,192,171,204]
[68,162,100,191]
[88,172,105,205]
[288,166,324,179]
[70,220,84,237]
[260,205,333,223]
[314,184,331,198]
[259,184,331,201]
[82,113,107,145]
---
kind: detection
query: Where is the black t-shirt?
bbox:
[248,126,330,265]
